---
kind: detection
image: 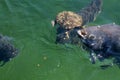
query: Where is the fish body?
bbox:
[77,23,120,66]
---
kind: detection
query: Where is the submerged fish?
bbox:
[52,0,102,29]
[0,34,19,66]
[77,23,120,67]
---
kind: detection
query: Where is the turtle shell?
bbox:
[55,11,83,29]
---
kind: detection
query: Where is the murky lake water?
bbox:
[0,0,120,80]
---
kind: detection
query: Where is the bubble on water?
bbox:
[37,64,40,67]
[43,56,47,60]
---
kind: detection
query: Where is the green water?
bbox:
[0,0,120,80]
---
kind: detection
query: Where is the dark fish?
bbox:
[77,23,120,66]
[52,0,102,29]
[0,34,19,66]
[78,0,102,25]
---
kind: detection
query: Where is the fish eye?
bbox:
[89,34,96,40]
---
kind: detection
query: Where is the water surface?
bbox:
[0,0,120,80]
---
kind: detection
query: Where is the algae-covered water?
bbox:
[0,0,120,80]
